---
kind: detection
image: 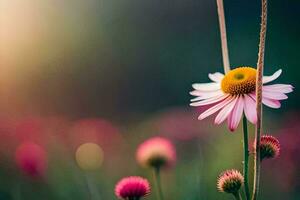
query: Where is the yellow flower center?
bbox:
[221,67,256,95]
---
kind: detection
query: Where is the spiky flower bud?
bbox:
[217,169,244,194]
[259,135,280,160]
[115,176,150,200]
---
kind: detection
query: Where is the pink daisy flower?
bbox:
[136,137,176,169]
[190,67,294,131]
[115,176,150,200]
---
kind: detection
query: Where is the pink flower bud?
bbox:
[136,137,176,169]
[259,135,280,160]
[115,176,150,200]
[217,169,244,194]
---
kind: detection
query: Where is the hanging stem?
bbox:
[243,115,250,200]
[216,0,230,74]
[252,0,268,199]
[153,167,164,200]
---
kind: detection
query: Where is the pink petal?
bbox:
[192,82,220,91]
[208,72,224,82]
[263,84,294,94]
[190,89,223,96]
[262,91,288,100]
[249,93,281,109]
[243,95,257,124]
[190,94,229,107]
[214,97,238,124]
[190,90,223,102]
[262,97,281,108]
[263,69,282,84]
[198,97,234,120]
[227,97,244,131]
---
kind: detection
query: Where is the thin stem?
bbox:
[216,0,230,74]
[233,192,242,200]
[197,142,205,199]
[252,0,268,199]
[243,115,250,200]
[153,167,164,200]
[12,181,22,200]
[128,198,139,200]
[85,173,101,200]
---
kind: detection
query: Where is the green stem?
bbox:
[243,115,250,200]
[12,180,22,200]
[233,192,242,200]
[85,173,101,200]
[153,167,164,200]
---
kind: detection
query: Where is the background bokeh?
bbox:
[0,0,299,199]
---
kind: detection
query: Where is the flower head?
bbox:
[136,137,176,169]
[15,141,47,177]
[217,169,244,194]
[115,176,150,200]
[190,67,293,131]
[75,143,104,171]
[259,135,280,160]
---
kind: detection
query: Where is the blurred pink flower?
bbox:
[190,67,293,131]
[115,176,150,200]
[15,118,45,142]
[67,118,126,172]
[15,141,48,178]
[266,113,300,192]
[68,118,123,152]
[136,137,176,169]
[154,108,209,141]
[0,118,17,156]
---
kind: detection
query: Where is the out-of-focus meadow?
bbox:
[0,0,299,199]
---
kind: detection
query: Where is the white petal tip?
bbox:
[275,69,283,76]
[197,116,204,120]
[214,120,223,125]
[191,83,198,89]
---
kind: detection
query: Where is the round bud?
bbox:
[259,135,280,160]
[115,176,150,200]
[217,169,244,194]
[136,137,176,169]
